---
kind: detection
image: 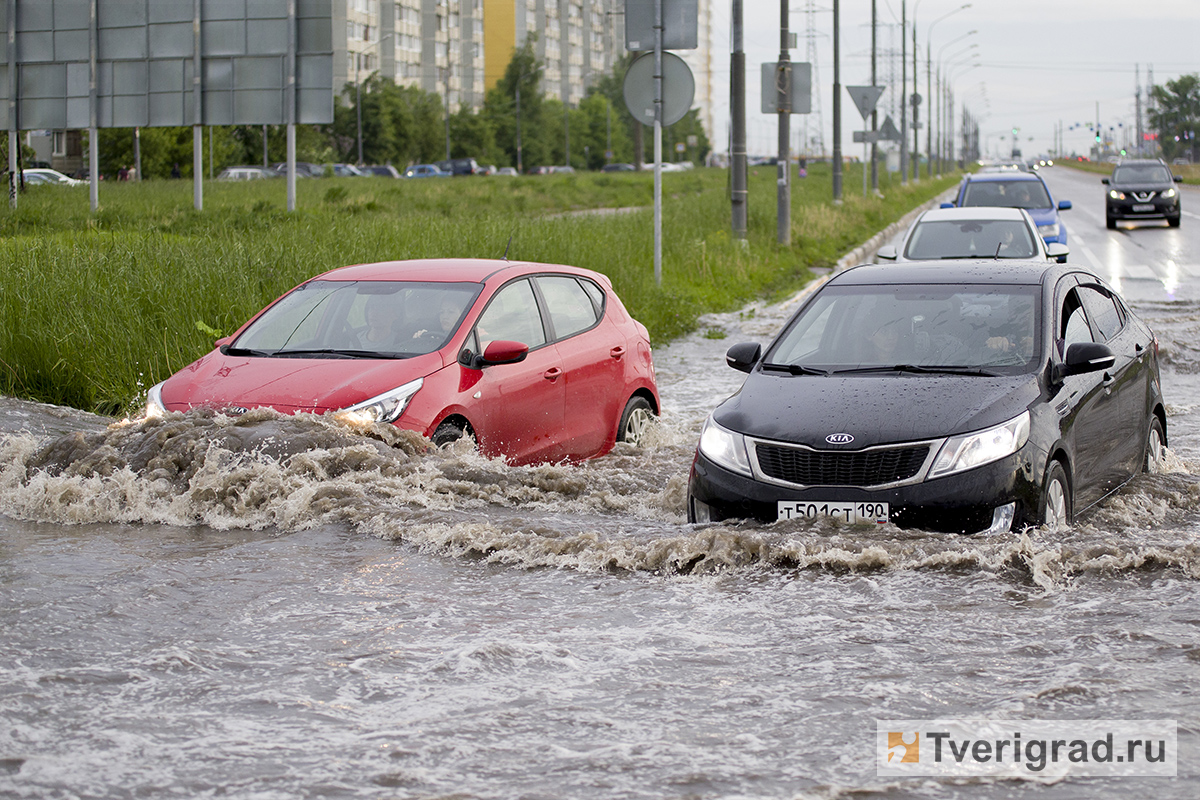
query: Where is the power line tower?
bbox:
[802,0,824,157]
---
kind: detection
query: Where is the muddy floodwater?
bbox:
[3,246,1200,794]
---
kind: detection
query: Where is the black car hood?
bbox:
[1112,181,1173,192]
[714,371,1040,448]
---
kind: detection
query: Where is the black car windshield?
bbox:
[962,179,1052,209]
[767,284,1042,374]
[230,280,482,358]
[1112,164,1172,184]
[904,219,1039,259]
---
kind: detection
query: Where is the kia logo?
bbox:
[826,433,854,445]
[227,407,249,416]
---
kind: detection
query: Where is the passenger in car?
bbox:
[357,294,404,349]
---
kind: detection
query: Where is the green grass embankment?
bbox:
[0,164,960,415]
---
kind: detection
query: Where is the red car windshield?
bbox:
[231,280,482,358]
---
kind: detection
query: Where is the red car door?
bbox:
[534,275,626,460]
[466,278,567,464]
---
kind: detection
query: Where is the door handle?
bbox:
[610,346,626,359]
[543,367,562,381]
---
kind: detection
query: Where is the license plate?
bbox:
[777,500,889,524]
[1132,204,1155,212]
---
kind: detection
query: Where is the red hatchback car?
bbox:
[146,259,660,465]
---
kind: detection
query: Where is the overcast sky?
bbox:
[701,0,1200,160]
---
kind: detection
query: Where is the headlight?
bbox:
[1108,189,1126,200]
[1037,223,1058,237]
[335,378,423,424]
[1164,187,1177,199]
[697,416,752,476]
[144,382,166,419]
[928,411,1030,479]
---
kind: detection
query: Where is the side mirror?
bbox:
[939,202,955,209]
[1174,175,1184,183]
[875,244,898,261]
[1101,178,1110,185]
[1058,341,1116,380]
[1046,242,1069,261]
[475,340,529,368]
[1058,200,1072,211]
[725,342,762,373]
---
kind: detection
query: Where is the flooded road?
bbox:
[3,168,1200,798]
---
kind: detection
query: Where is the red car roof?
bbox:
[310,258,606,286]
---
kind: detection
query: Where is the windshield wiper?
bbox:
[833,364,999,377]
[221,346,274,357]
[761,362,830,376]
[268,348,404,360]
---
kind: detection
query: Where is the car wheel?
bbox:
[617,396,655,445]
[1168,215,1181,228]
[1106,216,1117,230]
[1144,416,1165,473]
[1040,461,1071,531]
[432,419,473,447]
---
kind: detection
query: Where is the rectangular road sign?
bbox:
[625,0,698,51]
[761,62,812,114]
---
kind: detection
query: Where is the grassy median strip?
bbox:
[0,164,959,415]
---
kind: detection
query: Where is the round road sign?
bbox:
[622,52,696,127]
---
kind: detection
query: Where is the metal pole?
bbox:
[88,0,98,211]
[262,124,268,168]
[516,80,522,174]
[912,4,919,181]
[925,41,932,178]
[193,0,203,210]
[731,0,748,237]
[134,127,142,180]
[832,0,842,202]
[900,0,907,185]
[653,0,663,285]
[286,0,296,211]
[869,0,878,193]
[7,0,17,209]
[777,0,791,245]
[356,69,363,166]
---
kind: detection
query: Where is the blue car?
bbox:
[944,173,1071,262]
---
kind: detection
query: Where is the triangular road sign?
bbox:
[879,115,902,142]
[846,85,885,120]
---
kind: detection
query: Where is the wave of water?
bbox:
[3,406,1199,587]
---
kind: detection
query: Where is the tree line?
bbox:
[50,43,710,180]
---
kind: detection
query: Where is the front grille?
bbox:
[754,443,930,487]
[1132,191,1157,202]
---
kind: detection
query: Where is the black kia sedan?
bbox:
[687,262,1166,534]
[1102,159,1182,228]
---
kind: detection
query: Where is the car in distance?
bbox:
[601,163,635,173]
[947,172,1072,249]
[404,164,450,179]
[687,261,1165,534]
[493,167,519,177]
[1102,159,1182,228]
[435,157,482,176]
[359,165,402,178]
[271,161,324,178]
[216,166,279,181]
[20,167,87,186]
[146,259,660,466]
[876,207,1069,263]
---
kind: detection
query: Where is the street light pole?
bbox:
[355,32,394,167]
[925,4,971,177]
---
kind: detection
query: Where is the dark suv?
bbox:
[435,157,481,176]
[1102,159,1182,229]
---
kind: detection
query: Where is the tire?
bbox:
[1144,416,1165,473]
[1040,461,1071,531]
[1168,215,1181,228]
[432,419,472,447]
[616,396,655,445]
[1106,216,1117,230]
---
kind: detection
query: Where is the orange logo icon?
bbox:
[887,731,919,763]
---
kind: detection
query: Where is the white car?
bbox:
[876,207,1069,264]
[21,168,86,186]
[216,166,278,181]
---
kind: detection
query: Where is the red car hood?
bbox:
[161,349,445,414]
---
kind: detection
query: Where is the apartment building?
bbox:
[337,0,486,110]
[482,1,622,109]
